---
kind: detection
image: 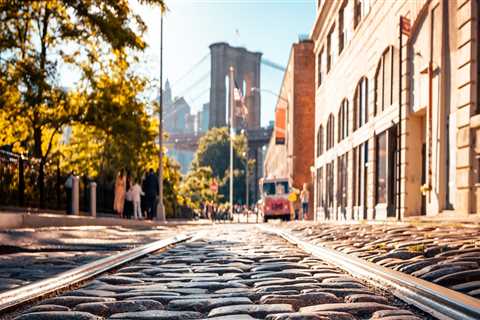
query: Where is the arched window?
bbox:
[326,114,335,150]
[354,77,368,130]
[374,46,397,115]
[317,125,324,157]
[338,99,349,142]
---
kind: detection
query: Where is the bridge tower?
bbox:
[209,42,262,129]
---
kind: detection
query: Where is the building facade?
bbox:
[313,0,480,220]
[264,40,315,219]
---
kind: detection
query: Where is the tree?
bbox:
[186,127,250,206]
[180,166,217,211]
[0,0,164,207]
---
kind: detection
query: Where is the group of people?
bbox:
[203,202,232,221]
[288,183,310,220]
[113,168,159,220]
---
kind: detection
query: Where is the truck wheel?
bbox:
[263,216,268,223]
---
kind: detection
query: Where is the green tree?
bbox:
[0,0,164,207]
[186,127,251,206]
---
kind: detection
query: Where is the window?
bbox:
[354,77,368,130]
[326,161,334,210]
[376,131,387,204]
[326,114,335,150]
[375,46,397,115]
[317,125,324,157]
[317,49,324,87]
[317,167,324,207]
[353,0,362,29]
[338,99,349,141]
[353,142,368,217]
[353,0,371,29]
[338,2,346,54]
[337,153,348,210]
[327,26,334,72]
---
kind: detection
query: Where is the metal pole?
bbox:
[229,66,234,223]
[398,17,402,221]
[245,136,249,223]
[156,11,166,221]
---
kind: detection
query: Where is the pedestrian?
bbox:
[124,171,133,219]
[300,183,310,221]
[113,169,126,218]
[65,171,74,214]
[130,179,145,220]
[288,188,298,221]
[144,168,159,219]
[141,171,148,218]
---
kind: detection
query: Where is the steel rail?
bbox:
[258,225,480,320]
[0,233,192,314]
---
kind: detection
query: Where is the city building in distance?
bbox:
[264,38,315,219]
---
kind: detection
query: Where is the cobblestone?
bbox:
[14,225,421,320]
[0,225,197,293]
[280,222,480,298]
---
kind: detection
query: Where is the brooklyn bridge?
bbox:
[164,42,284,200]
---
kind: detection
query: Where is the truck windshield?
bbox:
[263,182,276,195]
[263,181,288,195]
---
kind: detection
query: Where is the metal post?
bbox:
[229,66,234,223]
[90,182,97,217]
[72,176,79,215]
[156,10,166,221]
[398,17,402,221]
[245,138,249,223]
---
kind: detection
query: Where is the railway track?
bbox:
[0,224,478,319]
[0,233,192,316]
[259,225,480,320]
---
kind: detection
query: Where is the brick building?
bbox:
[264,39,315,219]
[312,0,480,220]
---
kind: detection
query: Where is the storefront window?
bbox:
[376,132,387,204]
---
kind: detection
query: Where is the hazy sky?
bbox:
[135,0,316,126]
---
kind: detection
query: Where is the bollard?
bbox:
[72,176,79,215]
[90,182,97,217]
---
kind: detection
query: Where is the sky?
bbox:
[134,0,317,127]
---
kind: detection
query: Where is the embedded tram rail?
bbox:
[258,225,480,320]
[0,224,477,319]
[0,233,193,317]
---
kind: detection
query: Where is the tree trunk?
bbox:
[18,157,25,206]
[33,126,45,208]
[39,158,46,209]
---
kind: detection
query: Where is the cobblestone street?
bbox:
[10,224,427,320]
[0,225,201,293]
[278,222,480,299]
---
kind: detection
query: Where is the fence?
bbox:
[0,150,116,214]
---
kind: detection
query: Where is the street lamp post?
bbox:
[229,66,234,223]
[241,129,249,223]
[156,9,166,221]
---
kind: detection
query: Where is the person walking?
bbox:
[300,183,310,221]
[113,169,126,218]
[144,168,159,219]
[65,171,74,215]
[130,180,145,220]
[124,171,133,219]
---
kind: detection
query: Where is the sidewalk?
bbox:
[0,208,211,229]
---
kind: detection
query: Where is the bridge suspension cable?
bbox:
[261,57,285,72]
[171,52,210,87]
[175,71,210,98]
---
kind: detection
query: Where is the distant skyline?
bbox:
[135,0,316,126]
